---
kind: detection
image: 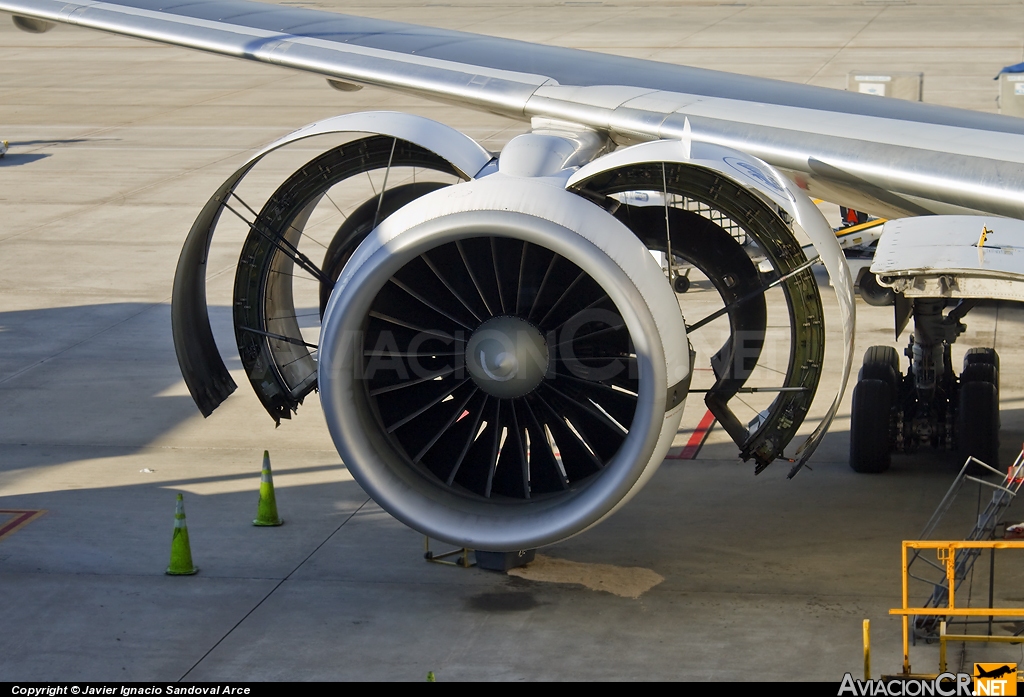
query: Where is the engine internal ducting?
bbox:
[570,162,824,469]
[232,135,464,423]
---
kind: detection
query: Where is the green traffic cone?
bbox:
[166,493,198,575]
[253,450,283,526]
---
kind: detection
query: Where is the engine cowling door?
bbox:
[171,111,493,418]
[568,137,855,475]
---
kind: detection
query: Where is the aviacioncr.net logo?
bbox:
[974,663,1017,696]
[838,673,973,696]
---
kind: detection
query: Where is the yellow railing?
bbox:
[889,540,1024,675]
[938,621,1024,673]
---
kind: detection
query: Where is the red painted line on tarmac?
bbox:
[0,510,46,541]
[666,410,716,460]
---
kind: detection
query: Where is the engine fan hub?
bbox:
[465,316,548,398]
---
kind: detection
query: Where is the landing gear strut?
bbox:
[849,298,1000,473]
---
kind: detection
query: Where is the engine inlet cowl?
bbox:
[318,175,689,550]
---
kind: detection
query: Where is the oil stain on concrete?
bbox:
[507,555,664,599]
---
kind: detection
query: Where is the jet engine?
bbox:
[171,112,853,551]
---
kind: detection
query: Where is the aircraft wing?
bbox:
[3,0,1024,220]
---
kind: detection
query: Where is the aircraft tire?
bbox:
[964,347,999,371]
[962,362,998,389]
[958,380,999,474]
[850,378,892,473]
[859,345,901,397]
[961,348,999,417]
[963,348,1000,393]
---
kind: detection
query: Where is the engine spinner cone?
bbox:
[465,315,548,399]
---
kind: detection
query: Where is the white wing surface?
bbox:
[2,0,1023,219]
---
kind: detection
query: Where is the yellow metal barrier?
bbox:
[939,621,1024,672]
[864,618,872,680]
[835,217,886,240]
[889,540,1024,675]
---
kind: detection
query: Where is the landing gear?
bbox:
[848,297,1001,474]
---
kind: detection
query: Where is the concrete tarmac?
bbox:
[3,0,1024,681]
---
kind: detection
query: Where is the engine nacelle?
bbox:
[318,175,689,550]
[172,111,853,551]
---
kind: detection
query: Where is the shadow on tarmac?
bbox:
[0,303,241,467]
[0,153,50,167]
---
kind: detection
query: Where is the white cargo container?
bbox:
[847,71,924,101]
[998,73,1024,117]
